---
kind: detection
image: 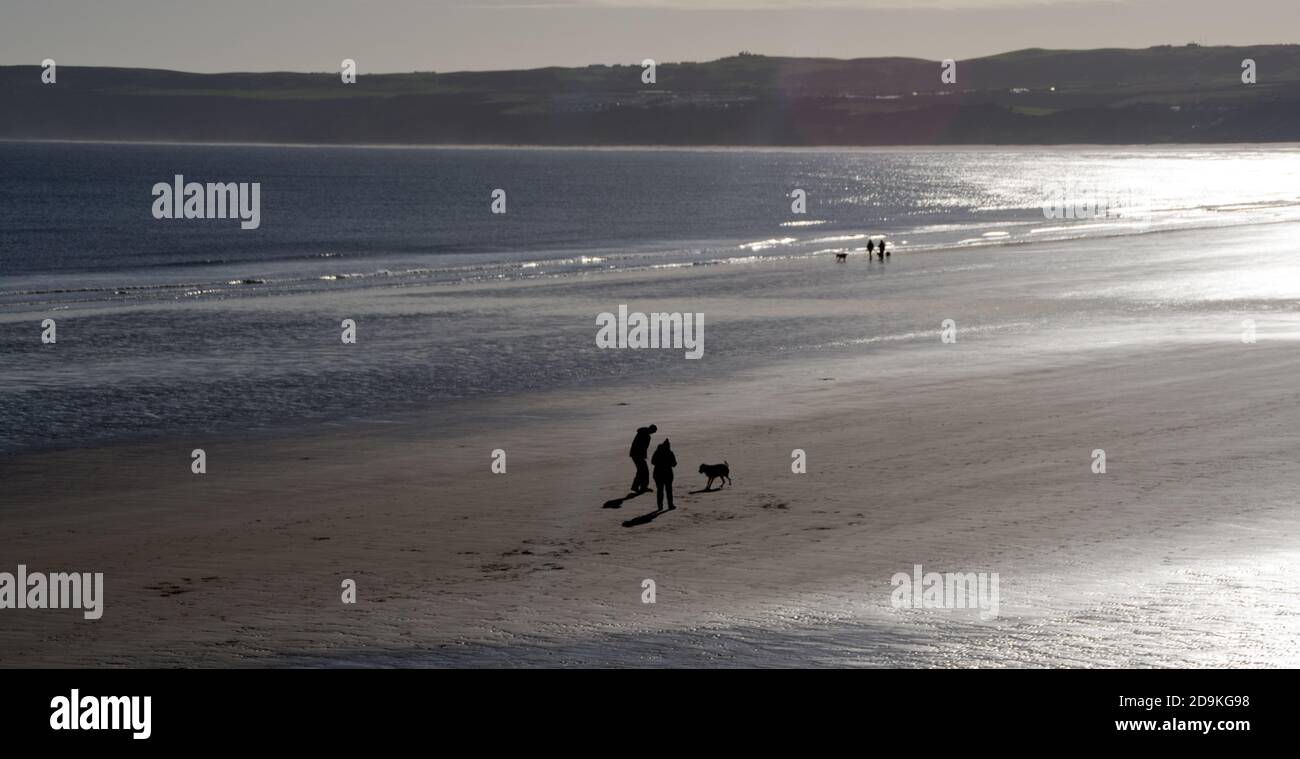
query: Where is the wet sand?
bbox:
[4,223,1300,667]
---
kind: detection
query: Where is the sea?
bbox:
[4,141,1300,453]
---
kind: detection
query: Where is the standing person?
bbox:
[629,424,657,493]
[651,439,677,511]
[881,239,889,257]
[867,239,875,256]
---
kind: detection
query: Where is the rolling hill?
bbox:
[3,45,1300,145]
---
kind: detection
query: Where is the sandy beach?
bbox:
[4,222,1300,667]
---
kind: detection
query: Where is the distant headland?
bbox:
[4,45,1300,146]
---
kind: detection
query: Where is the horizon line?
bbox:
[3,41,1297,77]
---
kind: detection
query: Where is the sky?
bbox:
[2,0,1297,73]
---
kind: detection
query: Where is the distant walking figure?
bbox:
[867,239,875,255]
[876,238,885,260]
[629,424,657,494]
[651,439,677,511]
[881,239,889,257]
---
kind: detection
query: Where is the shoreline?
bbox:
[9,138,1300,152]
[4,221,1300,666]
[3,219,1299,458]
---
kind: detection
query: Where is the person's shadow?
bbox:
[603,490,649,509]
[622,509,664,528]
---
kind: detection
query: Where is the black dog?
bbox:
[698,461,731,490]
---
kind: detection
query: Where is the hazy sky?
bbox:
[3,0,1297,72]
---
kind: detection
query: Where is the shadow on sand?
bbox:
[602,490,650,509]
[622,508,670,528]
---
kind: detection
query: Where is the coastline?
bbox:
[4,222,1300,666]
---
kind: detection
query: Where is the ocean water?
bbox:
[3,141,1300,453]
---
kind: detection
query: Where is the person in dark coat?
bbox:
[629,424,657,493]
[867,239,875,255]
[651,439,677,511]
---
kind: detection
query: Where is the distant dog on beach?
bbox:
[834,252,848,262]
[698,461,731,490]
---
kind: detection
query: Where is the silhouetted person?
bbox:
[881,239,889,257]
[629,424,657,493]
[651,439,677,511]
[867,239,875,255]
[876,238,884,260]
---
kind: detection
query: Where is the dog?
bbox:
[698,461,731,490]
[834,252,848,262]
